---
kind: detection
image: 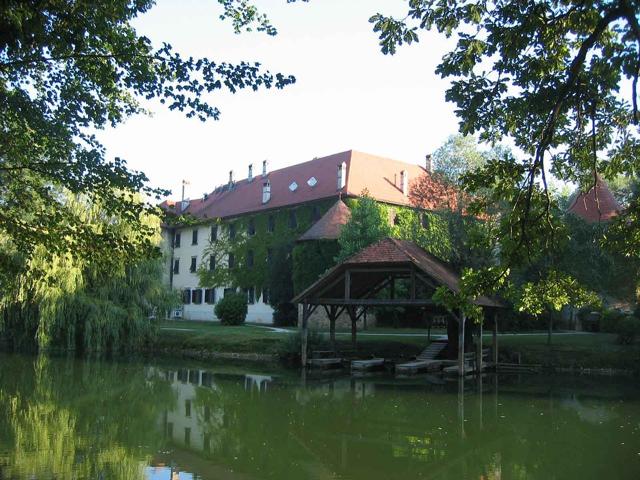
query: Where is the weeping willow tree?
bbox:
[0,193,177,352]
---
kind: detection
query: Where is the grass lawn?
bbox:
[493,332,640,371]
[157,321,284,354]
[157,320,640,370]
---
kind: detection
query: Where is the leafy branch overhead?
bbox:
[0,1,295,266]
[371,0,640,262]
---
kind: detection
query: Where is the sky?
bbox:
[99,0,461,201]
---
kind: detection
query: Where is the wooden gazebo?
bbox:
[292,237,502,375]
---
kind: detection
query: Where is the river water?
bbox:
[0,353,639,479]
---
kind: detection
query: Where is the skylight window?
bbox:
[307,176,317,187]
[289,181,298,192]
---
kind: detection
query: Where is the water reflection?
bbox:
[1,354,639,479]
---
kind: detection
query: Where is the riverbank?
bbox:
[156,321,640,373]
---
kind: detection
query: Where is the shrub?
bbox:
[616,316,640,345]
[273,303,298,327]
[600,309,625,333]
[214,292,247,326]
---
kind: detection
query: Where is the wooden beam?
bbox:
[458,311,466,377]
[344,269,351,300]
[306,298,437,306]
[301,303,311,368]
[347,306,358,350]
[477,314,483,373]
[410,265,416,300]
[493,310,499,367]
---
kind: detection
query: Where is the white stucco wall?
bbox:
[162,223,274,324]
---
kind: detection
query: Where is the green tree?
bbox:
[268,244,297,326]
[0,1,295,269]
[336,191,392,262]
[369,0,640,301]
[0,194,177,352]
[432,134,487,185]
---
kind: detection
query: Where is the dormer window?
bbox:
[337,161,346,190]
[289,181,298,192]
[262,180,271,204]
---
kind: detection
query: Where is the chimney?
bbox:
[248,164,253,182]
[425,154,433,173]
[401,170,408,196]
[337,161,346,190]
[262,160,268,177]
[228,170,234,185]
[262,180,271,204]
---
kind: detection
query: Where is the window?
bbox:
[247,218,255,235]
[204,288,216,304]
[267,215,275,233]
[210,225,218,241]
[173,259,180,274]
[184,427,191,446]
[266,248,273,265]
[190,256,197,273]
[312,205,321,221]
[224,287,235,297]
[182,289,191,304]
[209,255,215,271]
[191,289,203,304]
[262,288,270,304]
[185,399,192,417]
[246,287,255,304]
[228,252,235,269]
[247,250,254,268]
[228,223,236,239]
[289,210,297,228]
[174,232,181,248]
[192,229,198,245]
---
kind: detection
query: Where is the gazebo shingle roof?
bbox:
[293,237,501,307]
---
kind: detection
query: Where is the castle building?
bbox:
[160,150,446,323]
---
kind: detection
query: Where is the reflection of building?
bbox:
[159,368,273,453]
[161,150,445,323]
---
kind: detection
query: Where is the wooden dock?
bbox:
[395,359,443,374]
[351,358,385,371]
[307,358,343,369]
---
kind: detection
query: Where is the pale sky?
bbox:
[99,0,461,201]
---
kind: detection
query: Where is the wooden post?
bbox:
[363,308,367,331]
[458,311,466,377]
[344,269,351,300]
[476,314,483,374]
[493,310,499,367]
[348,306,357,350]
[301,303,310,368]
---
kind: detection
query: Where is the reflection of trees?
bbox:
[0,355,174,479]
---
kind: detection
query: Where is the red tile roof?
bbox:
[161,150,441,220]
[567,175,619,223]
[298,199,351,241]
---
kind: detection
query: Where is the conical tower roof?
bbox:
[567,175,619,223]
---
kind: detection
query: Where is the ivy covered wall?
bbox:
[197,197,337,298]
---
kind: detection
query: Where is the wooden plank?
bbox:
[351,358,385,371]
[305,298,437,306]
